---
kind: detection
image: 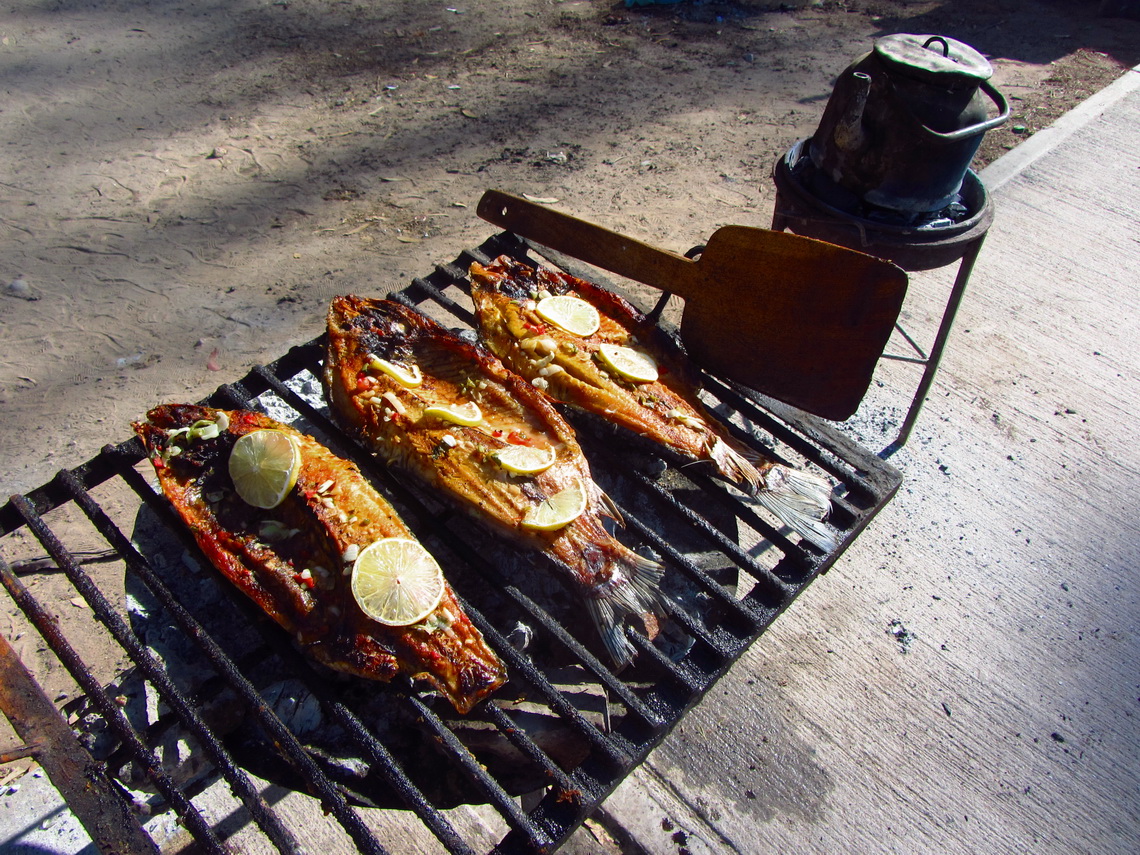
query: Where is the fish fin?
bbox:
[752,464,838,552]
[585,551,666,669]
[598,488,625,527]
[708,437,762,492]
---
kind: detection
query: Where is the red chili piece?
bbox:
[507,430,532,446]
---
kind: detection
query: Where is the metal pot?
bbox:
[808,34,1010,213]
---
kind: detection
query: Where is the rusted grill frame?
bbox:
[0,232,901,854]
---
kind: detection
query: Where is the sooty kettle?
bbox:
[808,33,1010,214]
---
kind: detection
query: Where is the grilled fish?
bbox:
[469,255,836,551]
[134,404,506,714]
[323,296,665,668]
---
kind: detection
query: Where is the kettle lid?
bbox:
[873,34,993,86]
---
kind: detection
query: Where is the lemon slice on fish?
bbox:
[369,355,423,387]
[351,537,445,626]
[228,429,302,509]
[494,444,556,475]
[521,478,588,531]
[597,343,659,383]
[422,401,483,426]
[536,295,600,337]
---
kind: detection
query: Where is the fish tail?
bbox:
[719,442,837,551]
[752,464,838,552]
[583,550,666,669]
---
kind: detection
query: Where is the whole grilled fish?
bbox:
[134,404,506,714]
[323,296,665,668]
[469,255,836,551]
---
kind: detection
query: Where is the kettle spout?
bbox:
[832,71,871,152]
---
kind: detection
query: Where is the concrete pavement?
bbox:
[600,62,1140,854]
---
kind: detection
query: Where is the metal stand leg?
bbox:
[889,232,988,449]
[770,161,994,449]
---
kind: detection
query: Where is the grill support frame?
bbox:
[1,232,902,854]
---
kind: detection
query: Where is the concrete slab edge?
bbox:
[981,62,1140,192]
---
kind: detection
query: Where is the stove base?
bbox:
[772,138,993,271]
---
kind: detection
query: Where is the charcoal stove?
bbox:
[772,137,994,449]
[1,231,900,854]
[765,32,1006,450]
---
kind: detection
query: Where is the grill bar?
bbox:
[613,504,762,644]
[43,471,306,854]
[1,500,228,854]
[0,231,901,853]
[407,695,551,851]
[620,467,793,603]
[479,701,580,798]
[226,606,479,855]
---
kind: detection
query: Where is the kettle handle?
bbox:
[920,79,1011,142]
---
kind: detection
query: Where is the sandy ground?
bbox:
[2,0,1137,499]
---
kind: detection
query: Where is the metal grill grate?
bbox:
[0,232,901,854]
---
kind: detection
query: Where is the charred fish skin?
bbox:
[323,296,665,668]
[133,404,506,715]
[469,255,837,552]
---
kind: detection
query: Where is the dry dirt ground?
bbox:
[2,0,1137,499]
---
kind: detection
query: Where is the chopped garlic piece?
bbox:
[381,391,406,415]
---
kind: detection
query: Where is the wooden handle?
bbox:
[477,190,699,297]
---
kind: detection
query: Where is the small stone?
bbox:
[5,276,38,300]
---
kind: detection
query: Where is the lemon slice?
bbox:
[597,343,659,383]
[228,429,302,509]
[422,401,483,426]
[369,355,423,387]
[494,444,556,475]
[521,478,588,531]
[351,537,445,626]
[535,295,601,337]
